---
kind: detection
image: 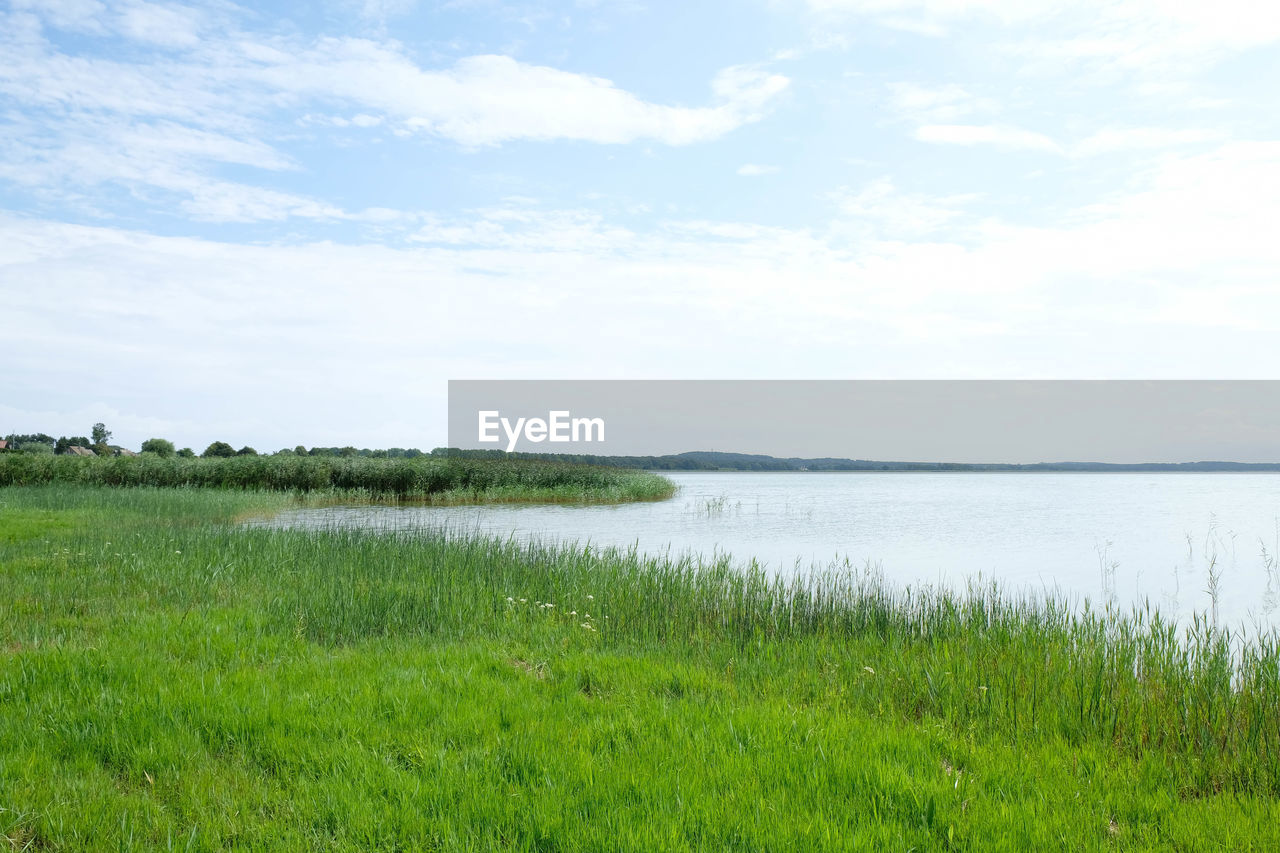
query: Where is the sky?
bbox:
[2,0,1280,452]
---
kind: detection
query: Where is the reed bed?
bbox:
[3,485,1279,850]
[0,453,675,503]
[235,530,1280,795]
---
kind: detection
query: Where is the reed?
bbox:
[0,453,675,503]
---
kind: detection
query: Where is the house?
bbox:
[110,447,138,457]
[67,445,96,457]
[0,439,8,451]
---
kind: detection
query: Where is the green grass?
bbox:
[2,485,1279,850]
[0,454,676,504]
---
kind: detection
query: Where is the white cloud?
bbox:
[9,0,109,35]
[0,25,787,149]
[352,0,420,24]
[1073,127,1223,157]
[6,138,1280,445]
[178,181,349,223]
[914,123,1060,153]
[300,113,385,128]
[116,1,207,48]
[886,82,987,122]
[0,5,789,220]
[905,123,1226,159]
[831,177,977,239]
[0,113,345,222]
[805,0,1280,70]
[413,206,635,252]
[12,0,212,47]
[260,47,789,146]
[737,163,779,176]
[806,0,1067,26]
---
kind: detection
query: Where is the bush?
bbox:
[202,442,236,458]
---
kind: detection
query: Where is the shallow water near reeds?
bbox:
[258,471,1280,630]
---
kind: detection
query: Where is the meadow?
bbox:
[2,484,1280,850]
[0,454,675,504]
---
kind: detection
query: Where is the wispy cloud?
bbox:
[262,49,789,147]
[2,8,788,147]
[1072,127,1225,157]
[9,0,214,46]
[886,82,990,122]
[914,123,1060,153]
[737,163,779,176]
[6,135,1280,445]
[805,0,1280,70]
[412,205,636,252]
[830,177,978,240]
[908,122,1225,159]
[0,3,789,222]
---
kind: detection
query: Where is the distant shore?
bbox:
[437,447,1280,472]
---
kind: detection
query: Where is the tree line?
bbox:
[4,423,116,457]
[1,424,433,461]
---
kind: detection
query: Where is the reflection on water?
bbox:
[254,471,1280,630]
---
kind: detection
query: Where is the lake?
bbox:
[259,471,1280,629]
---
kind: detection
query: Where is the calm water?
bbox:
[260,472,1280,629]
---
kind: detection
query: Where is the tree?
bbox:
[177,447,195,458]
[91,423,112,456]
[6,433,55,451]
[236,446,258,456]
[140,438,176,458]
[294,445,307,456]
[202,441,236,458]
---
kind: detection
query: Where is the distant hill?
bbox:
[432,448,1280,472]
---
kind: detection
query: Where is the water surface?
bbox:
[259,472,1280,629]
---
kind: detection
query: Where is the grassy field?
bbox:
[3,485,1280,850]
[0,455,676,504]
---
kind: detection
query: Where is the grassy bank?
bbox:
[0,454,676,504]
[3,486,1279,850]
